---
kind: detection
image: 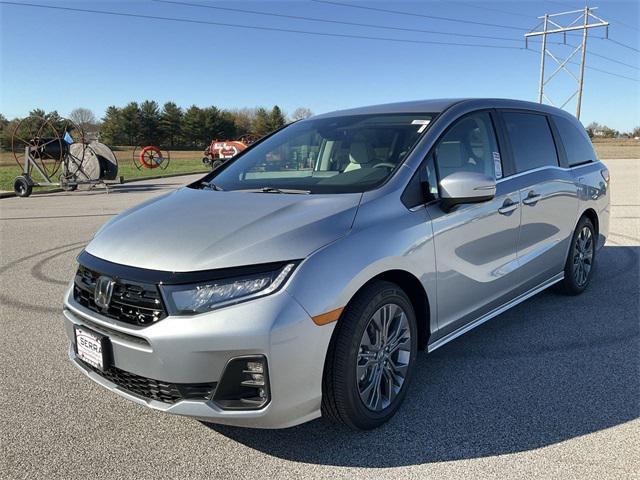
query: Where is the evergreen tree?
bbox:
[139,100,161,145]
[100,106,123,145]
[252,107,271,137]
[159,102,183,148]
[120,102,141,145]
[268,105,287,132]
[182,105,205,148]
[202,106,236,141]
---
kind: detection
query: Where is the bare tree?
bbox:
[291,107,313,121]
[69,107,97,130]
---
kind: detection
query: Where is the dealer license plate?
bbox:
[75,326,109,371]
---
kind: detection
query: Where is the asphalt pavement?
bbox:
[1,161,638,479]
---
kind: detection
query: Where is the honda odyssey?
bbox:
[63,98,609,429]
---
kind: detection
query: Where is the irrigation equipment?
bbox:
[132,145,171,170]
[11,115,121,197]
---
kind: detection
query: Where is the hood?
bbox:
[85,187,361,272]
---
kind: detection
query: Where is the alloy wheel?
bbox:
[356,303,411,412]
[573,226,594,287]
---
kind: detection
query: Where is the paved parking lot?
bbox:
[1,161,638,479]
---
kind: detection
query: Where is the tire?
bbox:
[322,280,418,430]
[13,176,32,197]
[556,216,596,295]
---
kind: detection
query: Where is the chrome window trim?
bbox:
[496,162,596,184]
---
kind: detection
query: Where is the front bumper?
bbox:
[63,286,334,428]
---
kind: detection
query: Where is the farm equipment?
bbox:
[132,145,171,170]
[202,134,260,170]
[11,115,121,197]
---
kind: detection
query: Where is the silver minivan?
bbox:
[64,99,609,430]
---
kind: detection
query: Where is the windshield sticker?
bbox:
[411,119,431,133]
[493,151,503,179]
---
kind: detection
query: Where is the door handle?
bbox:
[522,191,541,206]
[498,199,519,215]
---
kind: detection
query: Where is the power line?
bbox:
[581,49,639,71]
[544,0,580,9]
[549,0,639,32]
[450,1,533,20]
[152,0,522,43]
[583,63,638,82]
[311,0,530,32]
[605,17,640,33]
[1,1,635,83]
[603,38,640,54]
[0,1,524,50]
[162,0,638,63]
[524,47,638,82]
[528,39,640,71]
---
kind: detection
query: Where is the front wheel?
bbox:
[322,281,418,430]
[556,216,596,295]
[13,176,33,197]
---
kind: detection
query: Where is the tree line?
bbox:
[2,108,637,151]
[0,104,314,150]
[585,122,639,139]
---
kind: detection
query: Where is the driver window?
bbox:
[435,112,502,180]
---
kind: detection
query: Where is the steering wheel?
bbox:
[373,162,396,169]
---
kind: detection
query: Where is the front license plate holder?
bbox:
[74,326,111,371]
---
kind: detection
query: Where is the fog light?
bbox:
[245,361,263,373]
[245,373,264,384]
[213,356,270,410]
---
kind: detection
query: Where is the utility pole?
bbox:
[525,7,609,119]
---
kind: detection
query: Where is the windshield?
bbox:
[198,113,435,194]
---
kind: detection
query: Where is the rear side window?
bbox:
[503,112,558,173]
[553,115,597,166]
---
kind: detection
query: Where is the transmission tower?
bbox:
[525,7,609,119]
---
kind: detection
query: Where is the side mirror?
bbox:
[439,171,496,212]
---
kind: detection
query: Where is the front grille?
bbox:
[82,361,217,404]
[73,265,167,326]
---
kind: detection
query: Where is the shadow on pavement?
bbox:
[208,245,639,466]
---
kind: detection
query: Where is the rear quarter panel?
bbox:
[572,161,610,249]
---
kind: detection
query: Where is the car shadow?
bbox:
[207,245,639,467]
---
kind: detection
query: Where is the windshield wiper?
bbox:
[239,187,311,194]
[200,181,224,191]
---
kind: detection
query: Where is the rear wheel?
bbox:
[322,281,418,430]
[556,216,596,295]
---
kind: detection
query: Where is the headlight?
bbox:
[160,263,296,315]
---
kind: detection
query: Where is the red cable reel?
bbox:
[139,145,164,169]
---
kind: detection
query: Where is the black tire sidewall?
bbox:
[13,176,32,197]
[564,217,596,294]
[331,282,418,429]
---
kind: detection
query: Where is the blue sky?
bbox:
[1,0,638,131]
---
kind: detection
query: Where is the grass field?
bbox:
[591,138,640,159]
[1,140,638,193]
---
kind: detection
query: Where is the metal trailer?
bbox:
[11,115,122,197]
